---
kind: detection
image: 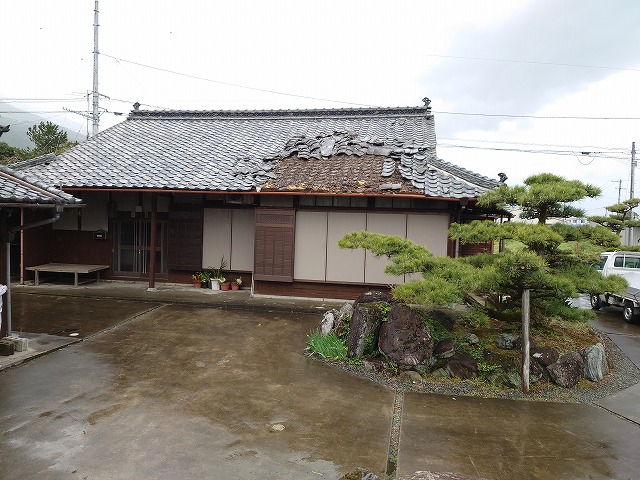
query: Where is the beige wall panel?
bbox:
[230,209,255,271]
[202,209,232,269]
[294,211,327,281]
[80,191,109,231]
[326,212,366,283]
[407,214,449,257]
[365,213,406,285]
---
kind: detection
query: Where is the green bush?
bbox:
[306,330,348,360]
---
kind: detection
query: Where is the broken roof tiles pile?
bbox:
[14,106,500,199]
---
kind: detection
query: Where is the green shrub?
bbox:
[460,308,490,328]
[306,330,348,360]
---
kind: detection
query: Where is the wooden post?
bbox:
[522,288,530,393]
[148,194,157,290]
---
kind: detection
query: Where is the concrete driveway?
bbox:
[1,287,639,479]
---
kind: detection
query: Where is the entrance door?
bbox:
[114,218,168,277]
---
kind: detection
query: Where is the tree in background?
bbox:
[478,173,601,225]
[0,142,28,164]
[340,174,625,324]
[26,121,76,157]
[588,198,640,238]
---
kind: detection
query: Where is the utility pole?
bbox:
[631,142,636,200]
[613,179,622,204]
[92,0,100,137]
[628,142,636,245]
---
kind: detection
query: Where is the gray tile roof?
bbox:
[14,106,501,199]
[0,162,82,205]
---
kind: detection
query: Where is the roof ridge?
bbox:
[128,106,432,120]
[430,157,501,189]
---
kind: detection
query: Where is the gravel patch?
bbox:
[313,333,640,404]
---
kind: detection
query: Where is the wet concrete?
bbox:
[9,290,162,338]
[0,303,392,479]
[1,285,640,479]
[399,393,640,479]
[0,332,79,370]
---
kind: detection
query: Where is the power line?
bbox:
[102,53,640,120]
[438,137,628,152]
[438,143,631,161]
[101,52,378,107]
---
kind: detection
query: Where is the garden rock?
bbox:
[379,304,434,366]
[399,472,487,480]
[402,370,424,383]
[460,333,479,345]
[531,346,559,367]
[431,367,451,378]
[333,302,354,337]
[321,310,336,335]
[433,338,456,359]
[340,469,379,480]
[347,304,384,358]
[495,333,518,350]
[354,290,390,305]
[547,352,585,388]
[582,343,608,381]
[446,353,478,379]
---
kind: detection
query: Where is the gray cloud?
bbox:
[421,0,640,135]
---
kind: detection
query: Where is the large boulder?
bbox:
[531,346,559,367]
[446,353,478,380]
[354,290,390,304]
[346,302,385,358]
[547,352,585,388]
[379,304,434,366]
[582,343,608,381]
[433,338,456,359]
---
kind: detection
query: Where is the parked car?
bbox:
[591,251,640,323]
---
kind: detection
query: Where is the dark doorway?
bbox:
[114,216,168,278]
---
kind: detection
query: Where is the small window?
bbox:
[614,256,624,267]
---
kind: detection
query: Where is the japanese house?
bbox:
[13,103,504,299]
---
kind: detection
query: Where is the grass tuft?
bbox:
[306,329,348,360]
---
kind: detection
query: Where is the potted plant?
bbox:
[199,270,211,288]
[231,277,242,290]
[209,257,228,290]
[191,273,202,288]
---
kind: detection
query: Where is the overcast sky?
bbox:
[3,0,640,215]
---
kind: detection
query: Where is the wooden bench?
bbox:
[25,263,110,287]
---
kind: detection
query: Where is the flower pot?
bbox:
[211,279,221,290]
[231,282,239,291]
[220,282,231,291]
[193,281,201,288]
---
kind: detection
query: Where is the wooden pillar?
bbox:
[0,212,7,338]
[148,194,157,290]
[521,288,530,393]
